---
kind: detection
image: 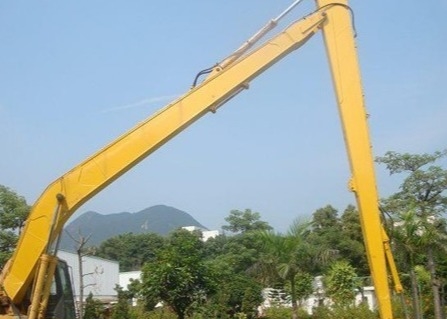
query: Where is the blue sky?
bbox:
[1,1,446,232]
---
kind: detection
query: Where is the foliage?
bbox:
[312,304,377,319]
[83,292,104,319]
[95,232,165,271]
[377,149,447,319]
[377,149,447,218]
[222,209,272,234]
[307,205,369,275]
[391,210,447,263]
[131,305,376,319]
[0,185,30,267]
[324,261,359,307]
[204,209,272,273]
[204,270,262,318]
[311,205,340,234]
[213,233,267,274]
[202,231,265,317]
[262,306,313,319]
[130,306,177,319]
[339,205,369,275]
[256,220,325,319]
[388,208,446,319]
[414,265,435,318]
[0,185,29,230]
[141,229,216,319]
[193,267,263,318]
[285,272,314,305]
[112,285,132,319]
[241,283,263,318]
[125,278,143,304]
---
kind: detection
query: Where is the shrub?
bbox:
[263,306,311,319]
[312,304,378,319]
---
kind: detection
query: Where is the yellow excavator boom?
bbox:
[1,2,398,318]
[3,8,327,307]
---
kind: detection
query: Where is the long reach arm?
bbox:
[2,7,327,308]
[316,1,393,317]
[1,1,395,318]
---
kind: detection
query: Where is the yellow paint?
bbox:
[1,2,397,318]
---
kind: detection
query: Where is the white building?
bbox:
[181,226,219,241]
[119,270,142,290]
[57,250,119,303]
[259,279,377,316]
[119,271,142,306]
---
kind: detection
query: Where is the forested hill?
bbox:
[59,205,207,251]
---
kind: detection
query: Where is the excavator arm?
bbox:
[317,1,394,317]
[2,8,327,313]
[1,1,396,318]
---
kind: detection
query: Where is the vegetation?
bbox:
[1,148,446,319]
[256,221,317,319]
[111,285,132,319]
[83,292,104,319]
[141,229,216,319]
[96,232,165,271]
[222,209,273,234]
[324,261,359,307]
[0,185,30,267]
[377,149,447,319]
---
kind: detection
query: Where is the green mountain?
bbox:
[59,205,207,251]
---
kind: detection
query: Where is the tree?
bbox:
[241,280,264,319]
[285,272,314,308]
[307,205,369,275]
[256,220,325,319]
[141,229,216,319]
[312,205,340,234]
[286,204,371,279]
[391,210,427,319]
[219,232,268,274]
[111,285,131,319]
[0,185,30,267]
[124,277,143,306]
[203,229,265,317]
[339,205,369,276]
[206,209,273,274]
[95,232,165,271]
[387,209,447,319]
[377,149,447,319]
[307,205,342,274]
[377,150,447,218]
[83,292,103,319]
[324,261,359,307]
[203,254,263,318]
[222,209,272,234]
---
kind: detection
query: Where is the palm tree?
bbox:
[377,149,447,319]
[255,220,332,319]
[391,210,447,319]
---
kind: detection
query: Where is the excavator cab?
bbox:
[45,260,76,319]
